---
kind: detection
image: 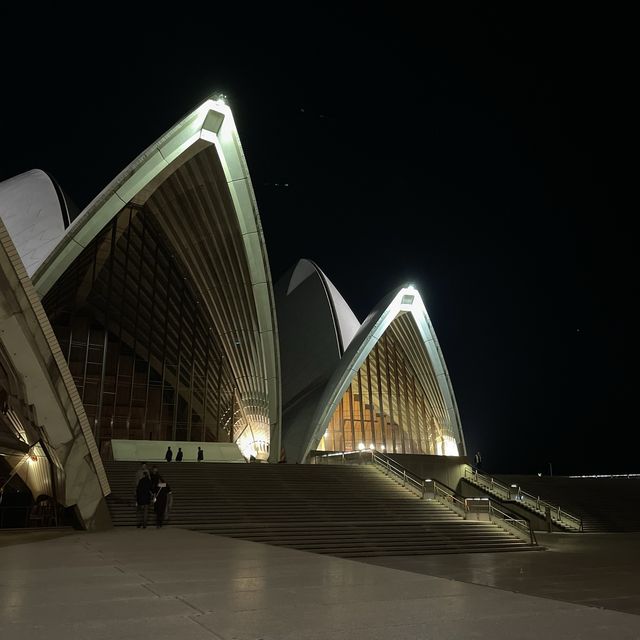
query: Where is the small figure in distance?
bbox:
[165,446,173,463]
[197,446,204,462]
[474,451,482,471]
[176,447,183,462]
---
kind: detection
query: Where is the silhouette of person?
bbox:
[176,447,183,462]
[197,446,204,462]
[165,446,173,462]
[474,451,482,470]
[135,471,153,528]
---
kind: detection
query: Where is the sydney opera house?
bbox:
[0,98,466,529]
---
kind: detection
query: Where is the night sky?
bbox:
[1,7,634,475]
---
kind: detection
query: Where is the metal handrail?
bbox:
[463,465,582,531]
[312,450,536,544]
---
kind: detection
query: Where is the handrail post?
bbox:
[403,469,406,487]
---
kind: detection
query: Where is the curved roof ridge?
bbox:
[286,284,465,462]
[312,262,361,352]
[27,96,281,461]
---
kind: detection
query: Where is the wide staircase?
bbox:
[104,461,538,557]
[496,475,640,533]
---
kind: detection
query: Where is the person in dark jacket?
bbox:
[135,471,153,529]
[154,477,172,528]
[165,446,173,462]
[197,446,204,462]
[176,447,183,462]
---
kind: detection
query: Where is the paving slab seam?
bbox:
[176,594,209,615]
[188,613,230,639]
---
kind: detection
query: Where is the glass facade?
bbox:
[317,314,452,455]
[42,205,250,455]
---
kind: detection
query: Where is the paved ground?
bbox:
[362,532,640,616]
[0,528,74,548]
[2,528,640,639]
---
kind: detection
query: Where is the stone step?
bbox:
[105,461,536,556]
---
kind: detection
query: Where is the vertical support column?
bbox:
[172,286,186,441]
[143,242,160,437]
[374,344,387,452]
[391,337,406,454]
[382,335,397,453]
[347,384,357,449]
[357,370,366,446]
[365,357,378,448]
[95,219,118,446]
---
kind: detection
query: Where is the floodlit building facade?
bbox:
[276,260,466,463]
[0,97,465,529]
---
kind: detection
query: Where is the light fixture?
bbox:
[380,444,385,451]
[369,444,375,450]
[357,443,365,451]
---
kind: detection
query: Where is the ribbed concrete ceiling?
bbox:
[145,146,270,445]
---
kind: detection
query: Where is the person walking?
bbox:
[197,446,204,462]
[135,471,153,529]
[165,446,173,462]
[176,447,183,462]
[474,451,482,470]
[154,477,172,528]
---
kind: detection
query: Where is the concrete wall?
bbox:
[0,219,110,531]
[386,453,469,490]
[111,439,246,463]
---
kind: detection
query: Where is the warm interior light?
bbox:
[358,443,365,451]
[369,444,375,450]
[380,444,385,451]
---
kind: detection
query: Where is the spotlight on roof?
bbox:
[212,91,228,105]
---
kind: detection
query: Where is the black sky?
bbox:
[1,6,635,474]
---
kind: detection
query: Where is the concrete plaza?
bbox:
[1,528,639,639]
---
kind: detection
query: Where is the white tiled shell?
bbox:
[0,169,67,276]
